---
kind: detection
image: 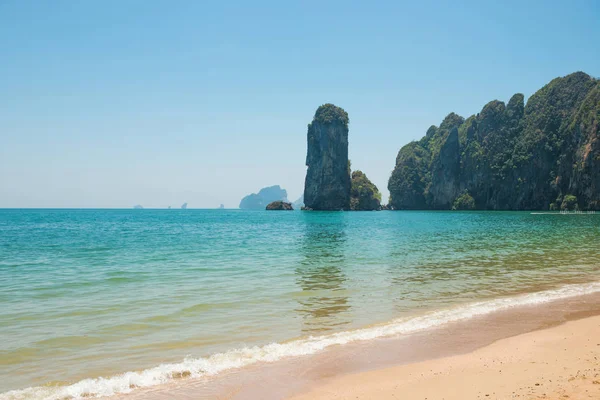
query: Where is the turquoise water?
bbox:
[1,209,599,399]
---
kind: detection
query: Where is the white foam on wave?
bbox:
[3,280,600,400]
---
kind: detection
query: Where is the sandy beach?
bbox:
[289,315,600,400]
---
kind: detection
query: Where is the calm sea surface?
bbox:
[1,209,599,399]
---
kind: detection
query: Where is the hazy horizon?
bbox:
[1,1,599,208]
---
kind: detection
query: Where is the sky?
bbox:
[1,0,599,208]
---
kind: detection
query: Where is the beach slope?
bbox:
[290,316,600,400]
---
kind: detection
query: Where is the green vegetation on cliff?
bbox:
[452,191,476,210]
[312,103,349,127]
[350,170,381,211]
[388,72,600,211]
[561,195,578,211]
[388,142,430,209]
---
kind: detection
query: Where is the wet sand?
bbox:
[116,291,600,400]
[290,314,600,400]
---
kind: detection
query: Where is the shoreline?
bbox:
[289,314,600,400]
[111,287,600,400]
[4,284,600,400]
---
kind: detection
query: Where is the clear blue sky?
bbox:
[1,0,598,208]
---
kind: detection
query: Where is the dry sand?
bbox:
[289,315,600,400]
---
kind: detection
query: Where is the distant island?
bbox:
[133,205,143,209]
[181,203,188,209]
[292,195,304,209]
[239,185,288,210]
[388,72,600,211]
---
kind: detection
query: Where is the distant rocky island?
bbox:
[303,104,382,211]
[239,185,288,210]
[388,72,600,211]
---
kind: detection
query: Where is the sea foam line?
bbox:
[3,280,600,400]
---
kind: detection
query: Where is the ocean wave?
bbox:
[3,280,600,400]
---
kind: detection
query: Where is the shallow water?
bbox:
[0,209,599,399]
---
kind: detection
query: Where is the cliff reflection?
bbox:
[296,214,350,334]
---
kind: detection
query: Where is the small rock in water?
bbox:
[266,201,294,210]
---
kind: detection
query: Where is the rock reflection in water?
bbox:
[296,214,351,334]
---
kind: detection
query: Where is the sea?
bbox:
[1,209,599,399]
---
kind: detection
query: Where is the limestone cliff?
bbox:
[429,126,460,209]
[304,104,351,210]
[388,72,600,211]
